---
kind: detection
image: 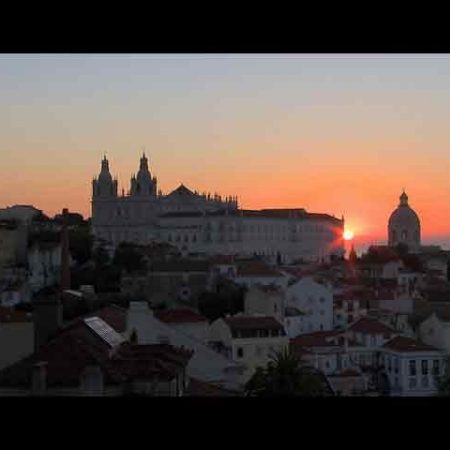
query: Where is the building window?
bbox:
[320,297,325,303]
[421,360,428,375]
[409,360,417,377]
[433,360,440,376]
[422,376,429,388]
[237,347,244,358]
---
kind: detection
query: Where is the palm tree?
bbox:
[245,350,328,397]
[437,358,450,396]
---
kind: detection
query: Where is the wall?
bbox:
[0,322,34,370]
[287,277,333,332]
[244,287,285,322]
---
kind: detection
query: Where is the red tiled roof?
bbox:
[382,336,438,353]
[290,331,342,348]
[0,321,193,389]
[347,317,395,335]
[237,261,283,277]
[155,308,208,324]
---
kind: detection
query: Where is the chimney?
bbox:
[32,361,47,396]
[60,208,71,292]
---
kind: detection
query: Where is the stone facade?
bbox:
[91,155,345,263]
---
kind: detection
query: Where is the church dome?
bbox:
[388,191,421,250]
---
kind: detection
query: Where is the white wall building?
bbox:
[91,155,345,264]
[381,336,445,396]
[419,311,450,354]
[155,308,210,343]
[209,314,289,380]
[286,277,333,333]
[27,242,62,293]
[125,302,246,390]
[244,285,285,323]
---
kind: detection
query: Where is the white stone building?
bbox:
[155,308,210,343]
[27,241,62,293]
[381,336,444,396]
[209,314,289,380]
[126,302,246,390]
[388,191,421,251]
[419,310,450,354]
[286,277,334,333]
[244,284,285,323]
[91,154,345,263]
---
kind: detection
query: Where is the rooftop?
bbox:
[290,331,342,348]
[237,261,283,278]
[347,317,395,335]
[382,336,438,353]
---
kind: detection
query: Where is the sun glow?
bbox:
[343,230,354,241]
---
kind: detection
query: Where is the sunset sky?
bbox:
[1,54,450,252]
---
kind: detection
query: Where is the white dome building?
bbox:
[388,191,421,251]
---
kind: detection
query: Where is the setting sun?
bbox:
[343,230,354,240]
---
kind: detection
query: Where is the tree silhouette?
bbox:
[437,358,450,396]
[245,350,328,397]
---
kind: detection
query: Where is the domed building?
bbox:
[388,191,421,251]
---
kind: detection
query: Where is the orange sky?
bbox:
[1,54,450,251]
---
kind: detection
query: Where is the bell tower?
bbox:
[130,152,157,198]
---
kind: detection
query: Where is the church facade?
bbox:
[388,191,421,251]
[91,154,345,263]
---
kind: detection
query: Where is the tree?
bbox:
[92,241,111,268]
[437,358,450,396]
[245,350,328,397]
[130,328,138,344]
[69,225,93,265]
[113,242,146,273]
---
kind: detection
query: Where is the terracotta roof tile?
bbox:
[0,320,192,389]
[382,336,438,353]
[290,331,342,348]
[347,317,395,335]
[237,261,283,277]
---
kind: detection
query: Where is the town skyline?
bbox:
[2,54,450,251]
